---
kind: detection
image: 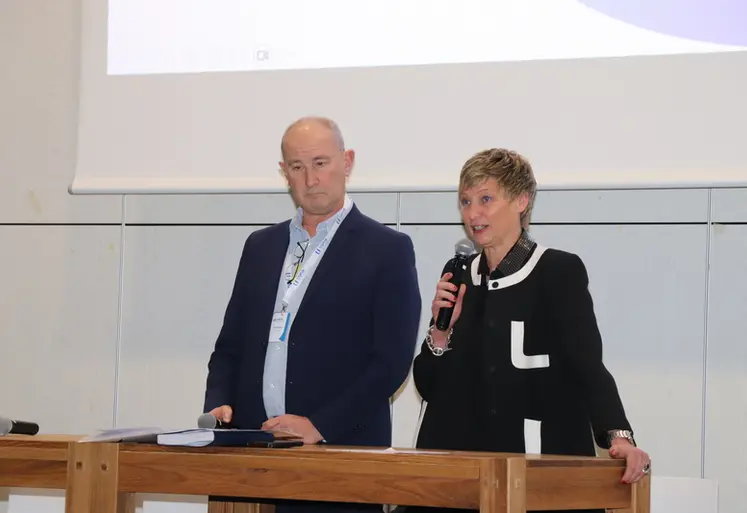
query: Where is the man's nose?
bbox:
[304,169,318,188]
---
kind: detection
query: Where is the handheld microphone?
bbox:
[435,238,475,331]
[0,416,40,436]
[197,412,234,430]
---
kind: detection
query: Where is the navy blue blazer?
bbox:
[203,205,422,447]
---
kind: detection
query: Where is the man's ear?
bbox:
[343,149,355,177]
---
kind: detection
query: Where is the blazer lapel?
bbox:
[253,224,290,343]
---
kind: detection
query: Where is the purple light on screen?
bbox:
[578,1,747,47]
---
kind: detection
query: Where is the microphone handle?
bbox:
[10,420,39,436]
[435,254,469,331]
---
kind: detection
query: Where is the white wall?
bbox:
[1,1,744,513]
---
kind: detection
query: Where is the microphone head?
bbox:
[454,238,475,257]
[197,413,218,429]
[0,417,12,436]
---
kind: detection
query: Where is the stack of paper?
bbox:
[79,427,302,447]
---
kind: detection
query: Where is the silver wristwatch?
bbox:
[607,429,636,447]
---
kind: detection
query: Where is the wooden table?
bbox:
[0,435,79,489]
[64,443,650,513]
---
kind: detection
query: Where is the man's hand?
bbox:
[209,405,233,424]
[609,438,651,484]
[262,414,323,444]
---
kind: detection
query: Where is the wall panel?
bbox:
[0,226,120,434]
[116,225,262,429]
[704,224,747,513]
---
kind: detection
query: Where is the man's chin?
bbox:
[303,195,329,210]
[301,206,329,217]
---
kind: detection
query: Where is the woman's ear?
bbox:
[514,192,529,215]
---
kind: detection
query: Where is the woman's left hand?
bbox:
[609,440,651,484]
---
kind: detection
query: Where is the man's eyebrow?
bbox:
[287,155,332,165]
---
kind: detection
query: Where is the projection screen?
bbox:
[71,0,747,193]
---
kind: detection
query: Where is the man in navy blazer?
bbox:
[203,116,422,513]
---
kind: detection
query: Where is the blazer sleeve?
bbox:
[412,260,457,403]
[308,232,422,442]
[203,234,254,412]
[548,252,632,448]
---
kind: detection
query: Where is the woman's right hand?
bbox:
[430,272,466,347]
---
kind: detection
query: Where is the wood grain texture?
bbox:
[113,444,632,511]
[118,448,482,508]
[0,435,83,444]
[478,457,497,513]
[526,466,629,510]
[498,458,527,513]
[0,435,75,487]
[0,458,68,488]
[42,441,644,513]
[614,473,651,513]
[65,441,134,513]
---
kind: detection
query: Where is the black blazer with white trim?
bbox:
[413,245,632,456]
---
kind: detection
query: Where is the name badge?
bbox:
[269,311,291,343]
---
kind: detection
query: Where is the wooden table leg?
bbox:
[64,442,134,513]
[501,458,527,513]
[613,473,651,513]
[480,457,526,513]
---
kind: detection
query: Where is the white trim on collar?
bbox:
[470,245,547,289]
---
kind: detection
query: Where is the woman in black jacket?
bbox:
[410,148,650,513]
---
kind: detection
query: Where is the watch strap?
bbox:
[607,429,636,447]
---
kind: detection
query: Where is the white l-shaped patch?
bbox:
[511,321,549,369]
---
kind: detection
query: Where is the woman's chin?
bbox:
[471,229,491,245]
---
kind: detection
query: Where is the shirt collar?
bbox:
[477,229,537,279]
[289,196,350,239]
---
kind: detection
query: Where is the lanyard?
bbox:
[281,195,353,311]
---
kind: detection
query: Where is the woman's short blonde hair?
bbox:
[459,148,537,229]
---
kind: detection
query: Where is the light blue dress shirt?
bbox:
[262,198,353,419]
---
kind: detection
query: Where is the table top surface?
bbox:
[0,434,82,448]
[0,435,625,468]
